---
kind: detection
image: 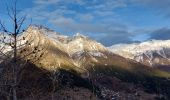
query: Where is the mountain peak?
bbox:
[73,32,87,39]
[28,25,53,31]
[75,32,81,36]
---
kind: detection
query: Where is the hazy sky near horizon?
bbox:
[0,0,170,46]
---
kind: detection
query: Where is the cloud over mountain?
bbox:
[1,0,170,45]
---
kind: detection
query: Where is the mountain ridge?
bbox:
[2,25,170,70]
[1,25,170,99]
[18,25,170,77]
[108,40,170,68]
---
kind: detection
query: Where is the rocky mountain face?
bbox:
[108,40,170,69]
[20,25,145,73]
[0,25,170,100]
[2,25,170,69]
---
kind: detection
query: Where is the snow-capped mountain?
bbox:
[66,32,109,67]
[108,40,170,67]
[2,25,170,70]
[23,25,109,67]
[1,25,170,100]
[3,25,170,76]
[15,25,151,74]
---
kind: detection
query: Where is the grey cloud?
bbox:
[77,14,94,22]
[49,16,129,34]
[98,30,133,46]
[131,0,170,17]
[149,28,170,40]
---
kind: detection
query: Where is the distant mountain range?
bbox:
[1,25,170,78]
[2,25,170,69]
[108,40,170,72]
[22,25,170,70]
[1,25,170,100]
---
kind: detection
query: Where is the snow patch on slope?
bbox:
[108,40,170,66]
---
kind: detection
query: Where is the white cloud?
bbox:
[34,0,60,5]
[24,0,129,31]
[20,0,135,45]
[76,14,94,22]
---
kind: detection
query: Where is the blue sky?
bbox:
[0,0,170,46]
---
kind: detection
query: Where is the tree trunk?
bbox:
[13,17,18,100]
[14,21,17,63]
[14,35,17,62]
[13,87,17,100]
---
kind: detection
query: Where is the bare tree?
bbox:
[0,0,38,100]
